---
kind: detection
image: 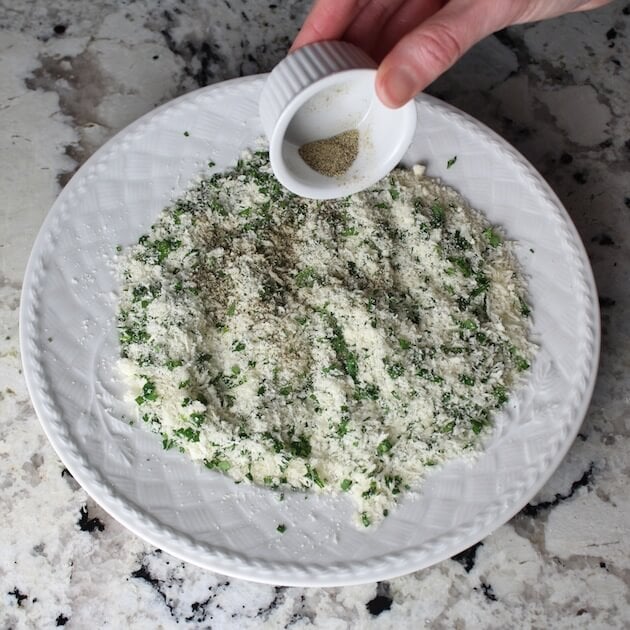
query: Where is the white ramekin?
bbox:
[259,41,417,200]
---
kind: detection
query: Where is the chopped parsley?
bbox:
[295,267,316,288]
[483,227,502,247]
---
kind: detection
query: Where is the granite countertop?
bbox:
[1,1,629,628]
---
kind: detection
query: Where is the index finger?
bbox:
[291,0,370,51]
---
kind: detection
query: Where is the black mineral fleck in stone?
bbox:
[521,464,594,517]
[77,505,105,532]
[452,541,484,573]
[592,233,615,246]
[9,588,28,606]
[481,582,498,602]
[366,594,393,616]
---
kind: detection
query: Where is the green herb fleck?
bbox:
[324,312,358,381]
[514,355,530,371]
[153,238,181,263]
[519,297,531,317]
[459,319,477,331]
[175,427,200,442]
[190,412,205,427]
[341,226,359,237]
[307,465,325,488]
[493,385,508,406]
[362,480,377,498]
[354,383,380,400]
[386,363,405,379]
[449,256,473,277]
[162,434,175,450]
[460,374,475,386]
[142,380,158,401]
[290,435,312,458]
[279,384,293,396]
[447,156,457,169]
[430,203,445,227]
[336,417,349,437]
[120,325,150,346]
[483,227,502,247]
[295,267,316,288]
[204,457,231,471]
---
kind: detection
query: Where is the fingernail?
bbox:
[379,66,417,109]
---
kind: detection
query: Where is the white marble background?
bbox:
[1,1,629,628]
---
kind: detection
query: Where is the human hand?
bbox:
[292,0,613,108]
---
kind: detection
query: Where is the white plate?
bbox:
[20,76,599,587]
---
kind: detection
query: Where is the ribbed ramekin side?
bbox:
[259,41,377,138]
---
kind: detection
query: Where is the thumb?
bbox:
[375,1,510,108]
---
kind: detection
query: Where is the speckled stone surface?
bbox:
[1,1,629,628]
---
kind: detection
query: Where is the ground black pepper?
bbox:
[298,129,359,177]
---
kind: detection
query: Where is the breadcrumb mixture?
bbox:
[117,150,533,526]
